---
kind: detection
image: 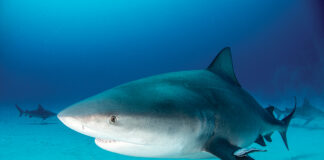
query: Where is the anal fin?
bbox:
[254,135,266,146]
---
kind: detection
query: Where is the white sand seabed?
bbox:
[1,107,324,160]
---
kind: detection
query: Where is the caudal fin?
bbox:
[279,97,297,150]
[15,104,24,117]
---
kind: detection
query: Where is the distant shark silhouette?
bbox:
[274,98,324,126]
[15,104,56,120]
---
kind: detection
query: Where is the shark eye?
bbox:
[109,115,117,124]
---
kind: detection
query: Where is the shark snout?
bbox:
[58,105,109,139]
[58,110,86,133]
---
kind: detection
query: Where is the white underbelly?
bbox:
[95,138,215,159]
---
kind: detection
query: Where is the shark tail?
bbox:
[15,104,25,117]
[279,97,297,150]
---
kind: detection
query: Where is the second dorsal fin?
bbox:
[207,47,241,87]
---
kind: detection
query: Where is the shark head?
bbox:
[59,89,151,142]
[58,83,204,157]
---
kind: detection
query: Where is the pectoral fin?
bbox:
[204,138,255,160]
[303,118,313,126]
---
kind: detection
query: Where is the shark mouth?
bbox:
[95,138,148,146]
[95,138,121,144]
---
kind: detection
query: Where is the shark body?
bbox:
[58,47,295,160]
[274,98,324,126]
[16,104,56,120]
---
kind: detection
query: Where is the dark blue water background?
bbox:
[1,0,323,108]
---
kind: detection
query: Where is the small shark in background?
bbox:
[58,47,295,160]
[15,104,56,120]
[274,98,324,126]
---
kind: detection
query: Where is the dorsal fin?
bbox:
[207,47,241,87]
[38,104,44,111]
[302,98,311,108]
[265,106,275,118]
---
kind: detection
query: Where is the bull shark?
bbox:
[58,47,296,160]
[274,98,324,126]
[16,104,56,120]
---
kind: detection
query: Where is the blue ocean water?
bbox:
[1,0,324,160]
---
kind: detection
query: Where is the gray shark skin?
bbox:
[16,104,56,120]
[274,98,324,126]
[58,47,295,160]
